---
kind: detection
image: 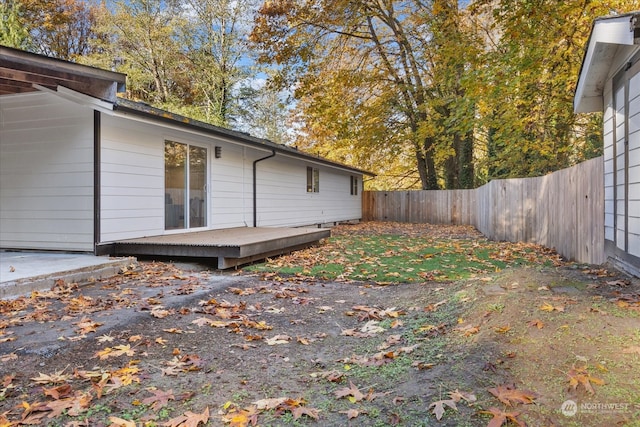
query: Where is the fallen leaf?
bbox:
[339,408,359,419]
[253,397,288,410]
[539,302,564,312]
[192,317,231,328]
[228,287,256,296]
[334,381,365,402]
[49,391,92,417]
[487,384,537,406]
[151,306,172,318]
[43,384,73,400]
[310,370,344,382]
[142,389,175,410]
[429,398,457,420]
[606,279,630,286]
[291,405,320,420]
[412,361,435,370]
[449,389,477,403]
[96,334,114,343]
[109,416,136,427]
[161,406,209,427]
[73,317,103,334]
[296,336,311,345]
[455,324,480,336]
[567,365,604,394]
[480,407,525,427]
[94,344,135,360]
[390,319,404,328]
[0,353,17,362]
[360,320,385,334]
[527,319,544,329]
[265,335,291,345]
[30,370,72,385]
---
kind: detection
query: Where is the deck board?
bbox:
[100,227,330,269]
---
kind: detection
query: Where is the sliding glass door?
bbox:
[164,141,207,230]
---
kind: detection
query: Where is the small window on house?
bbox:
[350,176,358,195]
[307,167,319,192]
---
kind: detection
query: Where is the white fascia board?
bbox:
[574,15,637,113]
[32,84,115,113]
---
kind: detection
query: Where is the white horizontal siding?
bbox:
[100,112,363,240]
[210,144,252,229]
[0,92,94,251]
[100,115,165,241]
[253,154,361,227]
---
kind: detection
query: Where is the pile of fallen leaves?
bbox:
[249,222,565,283]
[1,223,639,427]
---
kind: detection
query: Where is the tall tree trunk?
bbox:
[416,148,428,190]
[459,132,474,188]
[445,134,459,189]
[423,136,439,190]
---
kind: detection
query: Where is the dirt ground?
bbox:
[1,223,639,427]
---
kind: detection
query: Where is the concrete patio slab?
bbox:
[0,251,134,299]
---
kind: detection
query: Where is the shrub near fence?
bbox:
[362,157,605,265]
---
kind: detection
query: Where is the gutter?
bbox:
[93,110,101,254]
[253,150,276,227]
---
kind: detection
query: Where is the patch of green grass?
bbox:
[82,403,112,418]
[348,356,414,384]
[247,234,556,284]
[486,302,506,313]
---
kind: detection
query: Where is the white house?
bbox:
[574,12,640,276]
[0,47,372,262]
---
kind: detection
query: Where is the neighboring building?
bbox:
[0,46,372,258]
[575,12,640,276]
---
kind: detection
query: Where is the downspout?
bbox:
[253,150,276,227]
[93,110,101,254]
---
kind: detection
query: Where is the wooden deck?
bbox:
[99,227,331,269]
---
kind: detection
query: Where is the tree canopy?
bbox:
[251,0,639,189]
[5,0,639,189]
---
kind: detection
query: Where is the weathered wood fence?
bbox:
[362,157,605,264]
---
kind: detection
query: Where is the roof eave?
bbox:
[574,13,640,113]
[113,99,376,177]
[0,45,126,101]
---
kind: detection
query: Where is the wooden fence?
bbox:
[362,156,605,264]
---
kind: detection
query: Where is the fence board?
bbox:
[362,157,605,264]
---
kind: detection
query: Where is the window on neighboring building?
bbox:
[307,167,319,192]
[350,176,358,195]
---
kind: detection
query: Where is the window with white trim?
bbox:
[350,176,358,195]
